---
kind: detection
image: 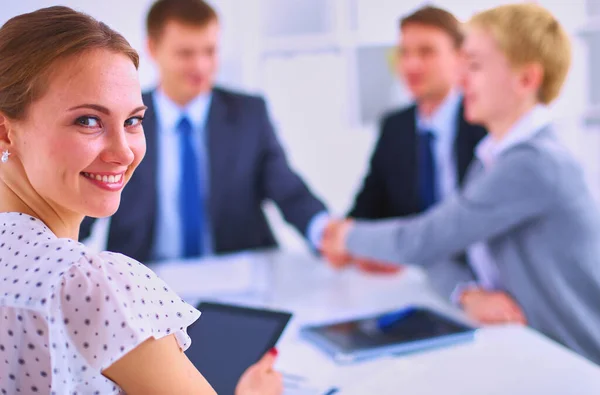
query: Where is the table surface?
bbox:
[153,250,600,394]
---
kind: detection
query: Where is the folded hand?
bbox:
[460,288,527,325]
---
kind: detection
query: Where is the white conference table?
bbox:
[152,250,600,394]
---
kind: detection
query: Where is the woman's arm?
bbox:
[343,147,558,265]
[103,335,216,395]
[103,335,283,395]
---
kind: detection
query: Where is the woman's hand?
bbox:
[461,288,527,325]
[235,349,283,395]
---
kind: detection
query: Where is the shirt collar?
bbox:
[476,104,552,167]
[416,89,462,141]
[153,88,213,133]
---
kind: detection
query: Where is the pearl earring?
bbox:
[1,150,10,163]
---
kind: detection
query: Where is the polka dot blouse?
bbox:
[0,212,201,394]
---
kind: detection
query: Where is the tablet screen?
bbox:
[185,302,292,394]
[309,307,473,352]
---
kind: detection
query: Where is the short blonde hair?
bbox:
[468,3,571,104]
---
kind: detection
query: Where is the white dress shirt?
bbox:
[152,89,213,261]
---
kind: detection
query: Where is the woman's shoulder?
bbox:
[0,213,198,324]
[0,211,148,274]
[0,212,100,309]
[53,249,201,372]
[0,211,200,383]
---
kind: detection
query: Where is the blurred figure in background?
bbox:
[80,0,329,262]
[333,6,486,281]
[322,3,600,364]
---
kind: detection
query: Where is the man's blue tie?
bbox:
[177,115,204,258]
[417,130,438,211]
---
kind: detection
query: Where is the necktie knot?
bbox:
[177,115,193,135]
[419,129,436,141]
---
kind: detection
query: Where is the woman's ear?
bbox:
[0,113,10,147]
[0,113,17,149]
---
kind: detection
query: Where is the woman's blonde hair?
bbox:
[468,3,571,104]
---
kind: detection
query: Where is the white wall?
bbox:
[1,0,596,252]
[0,0,252,90]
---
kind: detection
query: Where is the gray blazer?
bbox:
[346,126,600,364]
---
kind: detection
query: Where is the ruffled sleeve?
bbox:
[50,250,201,375]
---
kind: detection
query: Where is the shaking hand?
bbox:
[320,219,354,269]
[320,219,403,275]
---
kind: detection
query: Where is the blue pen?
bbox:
[376,307,416,330]
[323,388,339,395]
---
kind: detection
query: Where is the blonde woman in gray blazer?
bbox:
[322,4,600,365]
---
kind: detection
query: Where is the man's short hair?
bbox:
[147,0,218,41]
[400,6,464,49]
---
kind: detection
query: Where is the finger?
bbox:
[326,252,352,268]
[256,348,278,371]
[484,299,516,323]
[495,296,526,323]
[490,304,524,324]
[262,371,284,395]
[357,260,402,274]
[464,300,504,325]
[462,301,492,324]
[508,301,526,323]
[325,254,345,268]
[513,314,527,325]
[508,305,527,325]
[323,221,341,238]
[321,239,344,258]
[359,264,400,274]
[501,305,524,323]
[466,309,495,325]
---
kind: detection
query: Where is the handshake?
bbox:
[320,219,527,325]
[319,218,402,274]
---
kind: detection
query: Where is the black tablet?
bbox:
[185,302,292,394]
[301,306,476,364]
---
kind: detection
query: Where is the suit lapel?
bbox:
[140,91,159,239]
[142,91,159,183]
[205,88,237,228]
[404,106,420,211]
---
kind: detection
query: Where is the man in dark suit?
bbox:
[337,7,486,282]
[350,6,486,219]
[80,0,328,262]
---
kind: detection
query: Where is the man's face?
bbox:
[149,20,219,102]
[397,23,460,101]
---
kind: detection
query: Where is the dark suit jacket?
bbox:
[80,87,327,262]
[348,103,486,219]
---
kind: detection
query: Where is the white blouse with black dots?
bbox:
[0,212,201,395]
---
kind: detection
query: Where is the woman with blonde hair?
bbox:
[0,6,282,395]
